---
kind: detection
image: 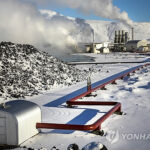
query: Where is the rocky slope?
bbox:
[0,42,89,100]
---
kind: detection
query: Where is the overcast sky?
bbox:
[39,0,150,22]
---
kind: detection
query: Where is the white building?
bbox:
[126,40,150,52]
[85,43,100,54]
[86,42,110,54]
[100,47,110,53]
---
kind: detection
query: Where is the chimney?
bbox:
[132,28,134,40]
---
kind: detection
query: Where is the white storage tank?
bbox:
[0,100,41,146]
[103,47,110,54]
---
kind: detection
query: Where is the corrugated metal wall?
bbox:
[0,113,6,144]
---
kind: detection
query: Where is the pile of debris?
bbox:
[0,42,89,100]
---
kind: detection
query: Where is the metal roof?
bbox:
[126,40,140,44]
[0,100,39,116]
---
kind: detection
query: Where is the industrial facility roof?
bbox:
[126,40,140,44]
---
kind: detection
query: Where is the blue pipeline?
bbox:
[44,65,143,107]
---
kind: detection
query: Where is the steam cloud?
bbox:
[29,0,133,27]
[0,0,133,56]
[0,0,93,55]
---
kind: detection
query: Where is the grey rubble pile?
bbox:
[0,42,88,99]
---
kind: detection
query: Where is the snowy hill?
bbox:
[87,20,150,42]
[0,1,150,56]
[0,42,88,100]
[40,9,150,47]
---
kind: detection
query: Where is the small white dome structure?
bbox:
[0,100,41,146]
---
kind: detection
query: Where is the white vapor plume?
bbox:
[0,0,134,56]
[0,0,93,55]
[29,0,133,27]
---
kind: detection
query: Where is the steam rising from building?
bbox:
[0,0,93,56]
[29,0,133,27]
[0,0,134,56]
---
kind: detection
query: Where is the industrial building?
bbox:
[114,30,129,44]
[126,40,150,52]
[114,30,129,51]
[85,42,110,54]
[113,28,150,52]
[85,43,100,54]
[83,28,149,53]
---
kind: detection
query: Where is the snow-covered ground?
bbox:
[0,1,150,149]
[62,52,150,63]
[11,53,150,150]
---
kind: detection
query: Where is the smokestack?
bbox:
[132,28,134,40]
[118,30,122,44]
[114,30,118,43]
[121,30,125,43]
[125,32,129,43]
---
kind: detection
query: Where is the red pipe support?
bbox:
[66,101,118,106]
[36,102,121,131]
[36,64,150,131]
